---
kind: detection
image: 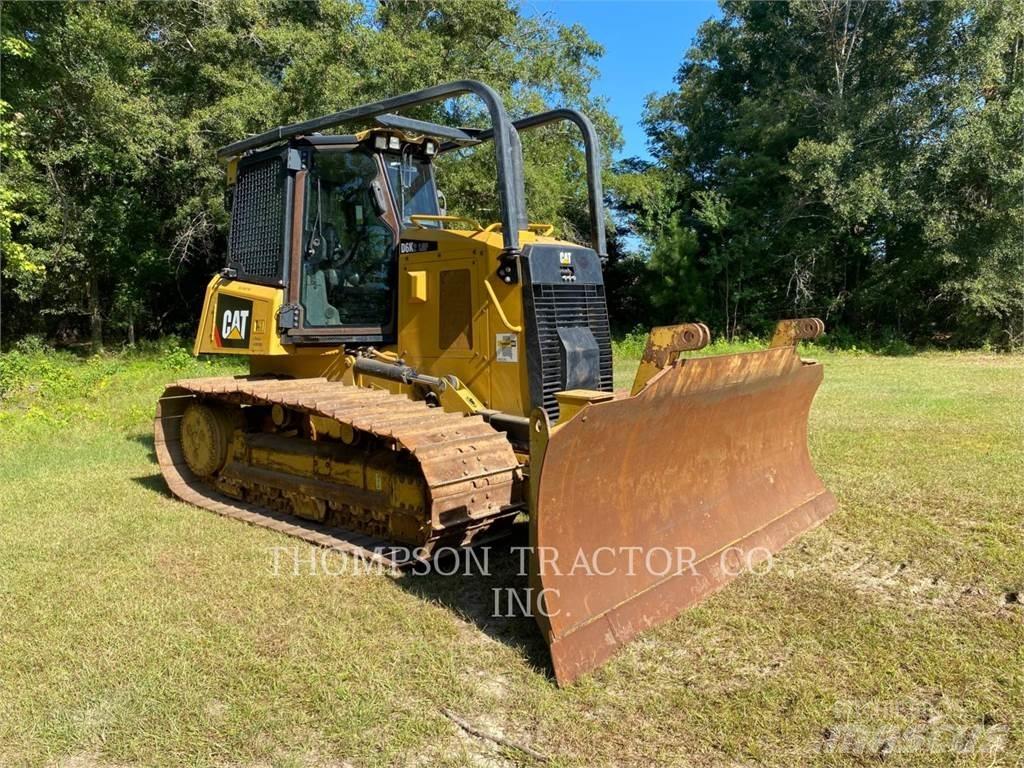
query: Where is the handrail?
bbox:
[409,214,483,230]
[483,279,522,333]
[482,222,555,236]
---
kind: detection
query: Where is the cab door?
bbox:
[284,143,400,344]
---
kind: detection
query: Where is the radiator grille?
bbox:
[531,283,613,420]
[228,157,286,280]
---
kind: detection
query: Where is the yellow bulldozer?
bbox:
[155,80,836,684]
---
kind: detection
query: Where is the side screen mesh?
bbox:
[228,156,285,279]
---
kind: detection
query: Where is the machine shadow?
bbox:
[131,472,172,496]
[392,523,554,678]
[127,432,174,495]
[128,431,157,461]
[124,428,552,674]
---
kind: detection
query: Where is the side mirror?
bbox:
[436,189,447,217]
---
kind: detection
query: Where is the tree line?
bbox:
[608,0,1023,347]
[2,0,1021,351]
[0,0,617,348]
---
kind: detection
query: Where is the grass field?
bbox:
[1,342,1021,767]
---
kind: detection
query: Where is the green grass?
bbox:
[1,343,1022,767]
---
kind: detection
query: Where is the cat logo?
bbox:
[214,294,254,349]
[559,251,573,266]
[222,310,249,340]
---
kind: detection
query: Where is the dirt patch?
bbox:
[447,713,526,767]
[781,535,1004,614]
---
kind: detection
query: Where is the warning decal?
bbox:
[495,333,519,363]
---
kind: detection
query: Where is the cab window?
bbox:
[301,150,395,328]
[385,154,440,226]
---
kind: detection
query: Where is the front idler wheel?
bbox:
[180,402,236,477]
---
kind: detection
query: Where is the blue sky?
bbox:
[523,1,720,160]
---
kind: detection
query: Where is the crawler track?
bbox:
[155,376,522,566]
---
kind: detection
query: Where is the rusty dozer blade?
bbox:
[528,319,836,685]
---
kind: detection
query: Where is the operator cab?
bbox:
[219,89,607,351]
[224,129,445,343]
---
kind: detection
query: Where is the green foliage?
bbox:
[617,0,1024,347]
[611,327,650,361]
[160,343,195,371]
[646,213,701,320]
[0,38,42,294]
[0,0,618,347]
[611,326,765,368]
[0,344,239,429]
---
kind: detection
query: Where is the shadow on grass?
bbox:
[125,425,554,676]
[127,431,174,496]
[132,472,171,496]
[128,431,158,462]
[394,523,555,678]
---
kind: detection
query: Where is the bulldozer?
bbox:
[155,80,836,685]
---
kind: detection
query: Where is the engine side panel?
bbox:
[193,277,287,357]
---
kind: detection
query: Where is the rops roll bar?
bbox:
[216,80,526,254]
[456,108,606,258]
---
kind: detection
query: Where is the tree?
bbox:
[0,0,619,349]
[622,0,1023,346]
